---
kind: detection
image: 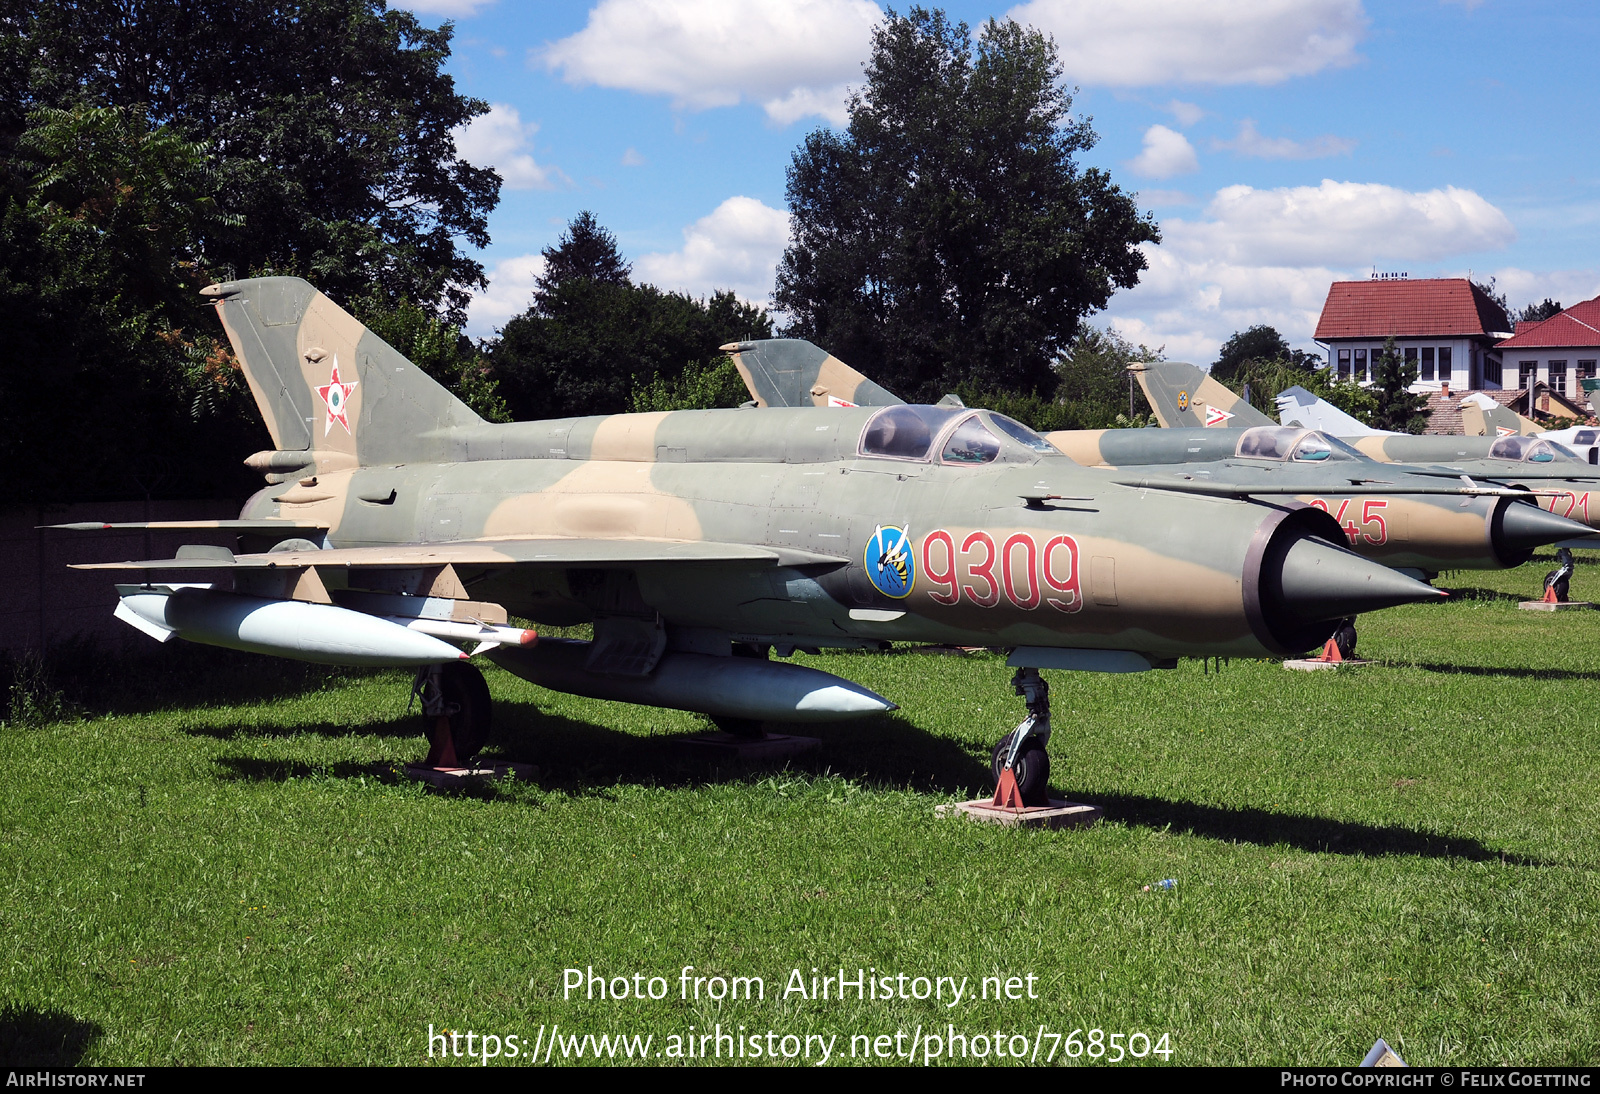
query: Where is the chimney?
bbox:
[1441,381,1451,398]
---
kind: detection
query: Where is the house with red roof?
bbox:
[1493,296,1600,412]
[1313,277,1514,391]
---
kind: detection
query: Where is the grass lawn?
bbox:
[3,550,1599,1066]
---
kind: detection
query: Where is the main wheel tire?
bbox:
[991,733,1051,807]
[425,661,493,762]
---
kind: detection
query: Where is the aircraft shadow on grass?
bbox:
[1075,791,1544,865]
[0,1005,102,1066]
[1437,586,1528,604]
[1411,662,1600,682]
[185,713,426,742]
[210,702,992,800]
[207,703,1542,865]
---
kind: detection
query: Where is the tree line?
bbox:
[13,3,1546,502]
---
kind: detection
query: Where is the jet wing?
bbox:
[45,519,328,533]
[72,537,849,572]
[1112,472,1534,499]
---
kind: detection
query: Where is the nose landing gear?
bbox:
[991,667,1052,807]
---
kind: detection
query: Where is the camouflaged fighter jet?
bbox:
[1130,360,1600,544]
[723,340,1594,580]
[64,278,1451,806]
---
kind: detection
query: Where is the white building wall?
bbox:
[1500,347,1600,402]
[1328,337,1485,389]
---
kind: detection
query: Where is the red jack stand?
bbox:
[992,767,1027,810]
[420,714,461,770]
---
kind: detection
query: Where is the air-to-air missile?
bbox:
[63,279,1461,806]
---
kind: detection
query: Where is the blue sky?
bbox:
[404,0,1600,364]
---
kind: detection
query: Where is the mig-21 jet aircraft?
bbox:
[1129,360,1600,544]
[65,279,1457,806]
[724,340,1592,581]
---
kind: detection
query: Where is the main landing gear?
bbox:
[414,661,492,768]
[990,667,1052,808]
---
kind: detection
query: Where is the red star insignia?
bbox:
[316,358,358,436]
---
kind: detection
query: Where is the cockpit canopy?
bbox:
[1234,426,1363,463]
[1487,435,1578,463]
[858,406,1058,464]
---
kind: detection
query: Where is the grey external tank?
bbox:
[489,639,897,722]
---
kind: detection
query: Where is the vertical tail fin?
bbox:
[1131,360,1275,429]
[1276,385,1396,437]
[722,338,904,408]
[202,276,481,466]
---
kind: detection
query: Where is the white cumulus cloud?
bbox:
[1007,0,1366,86]
[635,196,792,305]
[452,103,566,190]
[1213,119,1356,160]
[541,0,880,125]
[1129,125,1199,179]
[1482,268,1600,314]
[467,253,547,339]
[1101,180,1518,363]
[392,0,495,15]
[1165,180,1515,267]
[1164,100,1206,127]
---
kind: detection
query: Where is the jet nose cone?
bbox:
[1277,535,1445,622]
[1496,501,1593,554]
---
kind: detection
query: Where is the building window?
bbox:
[1580,360,1596,381]
[1550,360,1568,395]
[1354,348,1368,382]
[1337,348,1350,379]
[1439,346,1452,383]
[1403,347,1418,379]
[1420,347,1435,381]
[1520,362,1538,391]
[1483,352,1500,386]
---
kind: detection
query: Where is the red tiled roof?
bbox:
[1314,278,1511,340]
[1497,296,1600,349]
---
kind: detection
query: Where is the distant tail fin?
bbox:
[1132,361,1275,429]
[1460,393,1541,437]
[202,276,481,466]
[722,338,904,408]
[1275,385,1396,437]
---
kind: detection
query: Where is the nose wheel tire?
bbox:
[991,732,1051,807]
[423,661,493,763]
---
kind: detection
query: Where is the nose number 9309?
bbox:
[919,529,1084,613]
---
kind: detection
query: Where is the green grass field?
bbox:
[4,551,1599,1066]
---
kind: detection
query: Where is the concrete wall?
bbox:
[2,499,240,652]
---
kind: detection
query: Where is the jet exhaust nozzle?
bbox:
[489,639,896,722]
[114,585,468,666]
[1274,535,1445,622]
[1249,507,1445,655]
[1492,499,1593,565]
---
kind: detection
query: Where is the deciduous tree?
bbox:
[774,8,1157,403]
